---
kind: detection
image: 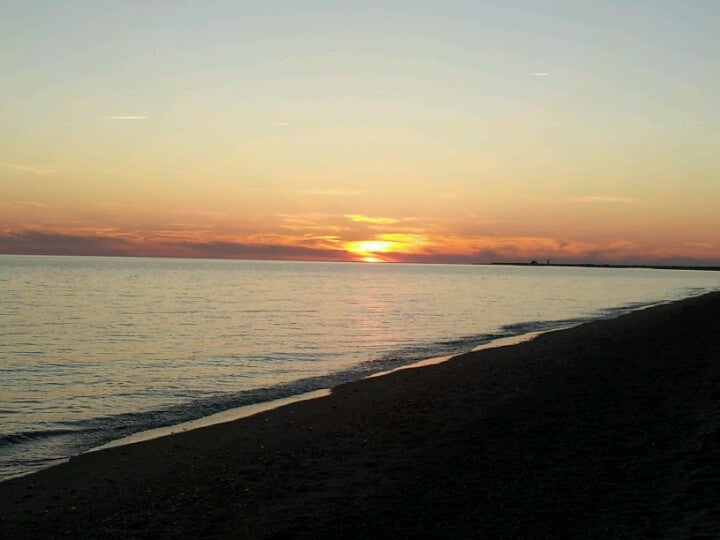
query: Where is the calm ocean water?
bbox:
[1,255,718,480]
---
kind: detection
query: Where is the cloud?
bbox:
[0,228,349,262]
[99,116,149,120]
[294,188,368,196]
[2,227,718,266]
[12,200,47,208]
[345,214,400,225]
[179,240,345,261]
[0,230,137,256]
[0,162,55,176]
[377,233,428,244]
[569,196,638,204]
[530,72,551,76]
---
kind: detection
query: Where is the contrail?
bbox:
[100,116,149,120]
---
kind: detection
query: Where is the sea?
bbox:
[1,255,718,481]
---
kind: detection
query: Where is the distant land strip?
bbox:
[488,262,720,272]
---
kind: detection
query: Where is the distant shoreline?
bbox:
[488,262,720,272]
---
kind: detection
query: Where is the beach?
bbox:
[2,291,720,537]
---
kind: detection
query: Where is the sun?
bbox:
[344,240,396,262]
[347,241,395,253]
[343,235,425,262]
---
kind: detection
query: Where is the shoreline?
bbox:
[59,296,683,458]
[3,291,720,537]
[2,302,652,483]
[0,329,547,483]
[93,331,544,455]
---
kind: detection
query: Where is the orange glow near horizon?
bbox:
[345,241,394,262]
[2,221,719,265]
[344,238,419,262]
[346,241,396,254]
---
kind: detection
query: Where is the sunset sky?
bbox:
[2,1,719,264]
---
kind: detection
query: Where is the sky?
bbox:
[1,0,719,264]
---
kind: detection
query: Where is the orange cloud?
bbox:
[1,225,718,266]
[344,214,401,225]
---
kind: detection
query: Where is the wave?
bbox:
[0,316,585,456]
[0,428,100,446]
[0,291,708,481]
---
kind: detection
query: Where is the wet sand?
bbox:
[2,292,720,538]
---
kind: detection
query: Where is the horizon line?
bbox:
[1,252,718,270]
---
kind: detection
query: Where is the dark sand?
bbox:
[2,292,720,538]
